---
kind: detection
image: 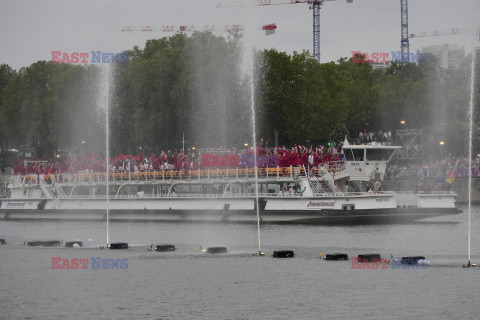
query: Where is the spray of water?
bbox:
[466,48,476,265]
[105,65,111,247]
[249,55,262,256]
[102,0,112,247]
[97,63,112,247]
[242,0,262,255]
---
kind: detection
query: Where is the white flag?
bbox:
[343,136,350,146]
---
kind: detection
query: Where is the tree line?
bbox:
[0,32,478,159]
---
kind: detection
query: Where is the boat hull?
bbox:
[0,207,460,224]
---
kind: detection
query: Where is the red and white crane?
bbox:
[218,0,353,62]
[121,24,277,39]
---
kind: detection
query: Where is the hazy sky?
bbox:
[1,0,479,70]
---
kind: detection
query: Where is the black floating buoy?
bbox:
[65,241,83,248]
[358,254,381,262]
[463,262,478,268]
[110,242,129,249]
[27,241,44,247]
[43,241,61,247]
[401,256,425,265]
[273,250,294,258]
[206,246,227,254]
[0,239,5,244]
[325,253,349,261]
[155,244,175,252]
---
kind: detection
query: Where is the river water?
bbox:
[1,206,479,319]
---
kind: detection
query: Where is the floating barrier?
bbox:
[65,241,83,247]
[154,244,175,252]
[358,254,381,262]
[27,241,43,246]
[206,246,227,254]
[325,253,349,261]
[463,262,478,268]
[27,240,61,247]
[110,242,129,249]
[43,241,62,247]
[272,250,294,258]
[401,256,429,265]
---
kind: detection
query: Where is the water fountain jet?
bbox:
[464,45,477,268]
[242,0,263,257]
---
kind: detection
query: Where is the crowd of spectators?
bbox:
[10,130,479,180]
[351,129,393,145]
[386,156,480,179]
[11,140,343,175]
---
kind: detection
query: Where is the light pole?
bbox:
[80,140,86,160]
[439,141,446,191]
[439,140,445,161]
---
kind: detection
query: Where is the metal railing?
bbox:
[53,190,395,200]
[12,162,348,185]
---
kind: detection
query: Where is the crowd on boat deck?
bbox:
[352,129,393,145]
[386,155,480,178]
[10,130,478,179]
[11,140,344,175]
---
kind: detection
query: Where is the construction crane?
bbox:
[121,24,277,39]
[407,26,480,69]
[409,26,480,41]
[218,0,353,63]
[400,0,409,63]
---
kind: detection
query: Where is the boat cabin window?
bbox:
[343,149,354,161]
[206,184,224,194]
[366,149,395,161]
[246,183,281,194]
[161,185,169,195]
[174,185,190,194]
[229,184,241,194]
[189,185,204,194]
[352,149,365,161]
[267,184,280,194]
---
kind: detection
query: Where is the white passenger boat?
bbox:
[0,144,460,224]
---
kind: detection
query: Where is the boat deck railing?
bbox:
[11,162,347,186]
[394,191,456,195]
[52,190,394,200]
